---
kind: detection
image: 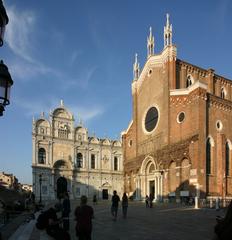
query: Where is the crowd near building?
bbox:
[122,14,232,202]
[32,101,123,201]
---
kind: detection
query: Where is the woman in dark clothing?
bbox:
[62,192,71,231]
[122,193,128,219]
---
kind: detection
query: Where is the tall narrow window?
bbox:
[114,157,118,171]
[206,138,211,174]
[38,148,46,164]
[226,142,230,176]
[221,88,225,99]
[186,75,192,88]
[76,153,83,168]
[91,154,95,169]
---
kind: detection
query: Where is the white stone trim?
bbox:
[135,45,177,92]
[170,81,207,96]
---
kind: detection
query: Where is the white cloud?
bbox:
[14,97,104,123]
[5,5,36,63]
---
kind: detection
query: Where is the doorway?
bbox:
[149,180,155,199]
[102,189,109,199]
[57,177,67,199]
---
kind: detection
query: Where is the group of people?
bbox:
[145,194,154,208]
[36,190,129,240]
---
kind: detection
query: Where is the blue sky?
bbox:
[0,0,232,184]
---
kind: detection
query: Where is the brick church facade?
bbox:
[122,14,232,202]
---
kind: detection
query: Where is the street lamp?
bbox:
[0,60,13,116]
[39,174,42,203]
[0,0,8,46]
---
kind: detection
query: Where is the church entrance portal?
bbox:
[57,177,67,199]
[102,189,109,199]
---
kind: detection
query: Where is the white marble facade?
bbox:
[32,101,123,201]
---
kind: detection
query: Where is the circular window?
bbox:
[177,112,185,123]
[216,120,223,131]
[148,69,152,76]
[144,107,159,132]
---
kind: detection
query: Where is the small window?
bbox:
[114,157,118,171]
[186,75,193,88]
[216,120,223,131]
[177,112,185,123]
[38,148,46,164]
[148,69,152,76]
[76,153,83,168]
[128,140,132,147]
[91,154,95,169]
[221,88,226,99]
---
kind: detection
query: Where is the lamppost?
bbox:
[0,60,13,116]
[0,1,13,117]
[39,174,42,203]
[0,0,9,46]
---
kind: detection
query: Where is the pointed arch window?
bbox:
[206,138,211,174]
[114,157,118,171]
[76,153,83,168]
[226,142,230,176]
[38,148,46,164]
[221,88,226,99]
[186,75,193,88]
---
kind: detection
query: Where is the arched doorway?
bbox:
[139,156,163,201]
[57,177,67,199]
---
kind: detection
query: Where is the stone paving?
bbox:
[10,200,224,240]
[68,200,220,240]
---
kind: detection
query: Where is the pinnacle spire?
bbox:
[133,53,140,81]
[164,13,173,48]
[60,99,64,107]
[147,26,155,58]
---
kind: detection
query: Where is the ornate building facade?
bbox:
[122,14,232,202]
[32,101,123,201]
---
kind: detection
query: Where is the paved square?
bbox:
[66,200,220,240]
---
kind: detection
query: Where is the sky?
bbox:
[0,0,232,184]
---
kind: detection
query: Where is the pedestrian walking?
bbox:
[93,194,97,205]
[145,195,149,208]
[149,193,154,208]
[75,195,94,240]
[111,190,120,221]
[122,193,128,219]
[62,192,71,231]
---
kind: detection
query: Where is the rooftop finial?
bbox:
[147,26,155,58]
[40,111,45,118]
[166,13,170,27]
[133,53,140,81]
[32,116,35,123]
[60,99,64,107]
[164,13,173,48]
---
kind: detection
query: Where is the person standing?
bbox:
[75,195,94,240]
[111,190,120,221]
[149,193,154,208]
[93,194,97,205]
[122,193,128,219]
[145,195,149,208]
[62,192,71,231]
